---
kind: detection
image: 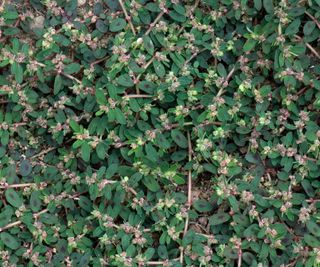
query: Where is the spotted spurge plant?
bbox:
[0,0,320,266]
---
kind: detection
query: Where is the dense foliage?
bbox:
[0,0,320,266]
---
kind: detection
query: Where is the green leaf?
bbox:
[20,160,32,176]
[301,179,315,197]
[304,234,320,247]
[117,74,134,87]
[209,213,231,225]
[64,63,81,74]
[156,133,170,149]
[3,11,19,20]
[143,36,154,55]
[245,152,261,164]
[263,0,274,13]
[96,19,108,33]
[254,0,262,10]
[143,175,160,192]
[228,195,239,212]
[303,21,315,35]
[11,62,23,84]
[173,4,186,15]
[306,220,320,237]
[242,252,256,265]
[171,129,188,148]
[171,150,187,161]
[223,247,238,259]
[285,19,301,35]
[0,208,13,228]
[1,232,20,250]
[39,213,58,225]
[217,107,231,122]
[169,10,186,22]
[182,230,195,246]
[217,63,227,77]
[30,191,41,212]
[5,188,23,208]
[114,108,126,124]
[153,60,165,77]
[69,120,80,132]
[78,196,92,212]
[110,18,126,32]
[158,245,168,259]
[145,143,158,162]
[95,88,107,105]
[144,248,155,260]
[105,0,120,10]
[243,39,257,52]
[172,175,185,185]
[139,81,155,94]
[81,142,91,162]
[54,75,63,94]
[288,7,305,17]
[106,163,118,179]
[193,199,213,212]
[96,142,107,159]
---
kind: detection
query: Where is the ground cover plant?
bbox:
[0,0,320,266]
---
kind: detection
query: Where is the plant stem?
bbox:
[61,72,81,83]
[237,249,242,267]
[184,48,208,66]
[124,94,153,98]
[118,0,136,35]
[305,11,320,30]
[294,35,320,59]
[90,55,110,67]
[0,209,48,232]
[145,11,165,36]
[216,64,237,97]
[0,183,36,189]
[30,147,57,159]
[180,131,193,264]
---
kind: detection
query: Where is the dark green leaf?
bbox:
[30,191,41,212]
[64,63,81,74]
[143,36,154,55]
[117,74,134,87]
[209,213,231,225]
[1,232,20,250]
[306,220,320,237]
[11,62,23,84]
[5,189,23,208]
[54,75,63,94]
[171,129,188,148]
[193,199,213,212]
[263,0,274,13]
[20,160,32,176]
[110,18,126,32]
[81,142,91,162]
[303,21,315,35]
